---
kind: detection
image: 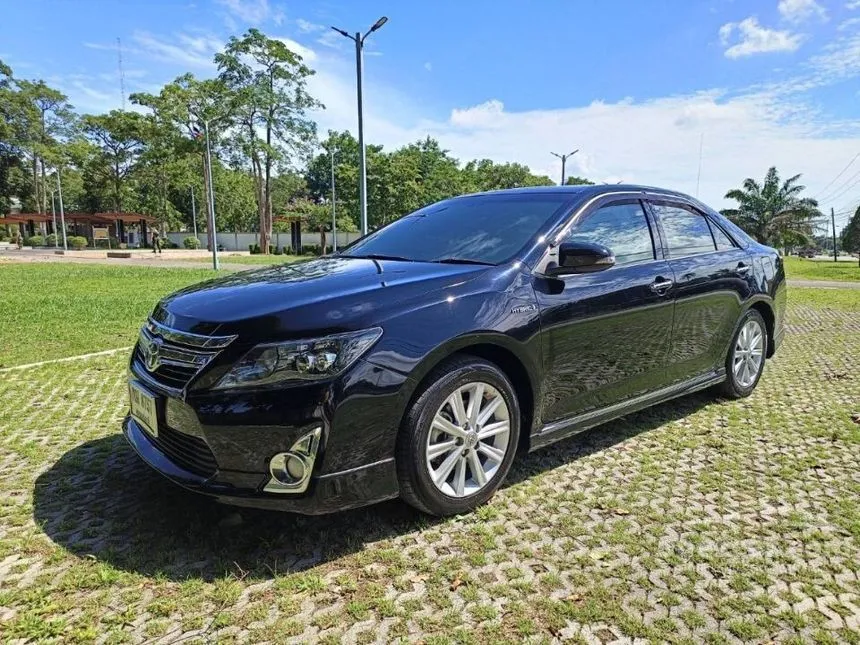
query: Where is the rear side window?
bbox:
[708,220,736,251]
[651,203,716,257]
[566,201,655,265]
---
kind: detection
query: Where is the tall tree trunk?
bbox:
[39,160,47,214]
[32,154,39,213]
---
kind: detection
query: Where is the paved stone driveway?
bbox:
[0,302,858,644]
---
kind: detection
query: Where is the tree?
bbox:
[463,159,554,192]
[81,110,146,212]
[132,74,234,244]
[841,205,860,267]
[721,167,821,247]
[565,176,594,185]
[216,29,322,253]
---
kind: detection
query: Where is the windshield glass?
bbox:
[341,193,572,264]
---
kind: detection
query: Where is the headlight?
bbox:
[214,327,382,389]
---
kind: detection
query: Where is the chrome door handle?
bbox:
[650,278,674,294]
[736,263,751,275]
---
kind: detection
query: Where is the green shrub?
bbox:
[252,243,261,254]
[273,245,282,255]
[0,230,9,242]
[304,245,321,256]
[283,246,292,255]
[68,236,88,250]
[45,233,57,246]
[183,236,200,249]
[25,234,45,247]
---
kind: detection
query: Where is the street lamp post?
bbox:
[192,119,219,270]
[330,146,337,253]
[190,186,198,238]
[50,190,58,248]
[55,169,67,251]
[550,149,578,186]
[331,16,388,237]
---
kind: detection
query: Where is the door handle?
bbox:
[650,277,674,294]
[736,263,751,275]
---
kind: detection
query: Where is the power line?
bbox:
[814,151,859,200]
[819,169,860,205]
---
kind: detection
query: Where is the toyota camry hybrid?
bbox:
[124,185,786,516]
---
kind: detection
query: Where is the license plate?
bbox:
[129,381,159,438]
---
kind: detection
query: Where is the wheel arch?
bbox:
[399,334,539,455]
[746,298,776,358]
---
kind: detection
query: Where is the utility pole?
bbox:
[551,149,578,186]
[56,169,67,251]
[832,207,838,262]
[191,186,198,238]
[331,146,337,253]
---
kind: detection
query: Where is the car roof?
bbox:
[460,184,696,202]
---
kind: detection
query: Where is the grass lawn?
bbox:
[783,256,860,282]
[0,262,858,642]
[0,263,216,368]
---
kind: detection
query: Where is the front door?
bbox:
[536,198,675,424]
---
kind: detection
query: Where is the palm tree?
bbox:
[721,167,821,247]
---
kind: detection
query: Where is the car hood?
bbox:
[154,257,489,339]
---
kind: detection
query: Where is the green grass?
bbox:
[0,263,217,367]
[789,286,860,311]
[783,256,860,282]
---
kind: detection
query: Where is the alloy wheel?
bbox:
[733,319,764,388]
[425,382,511,498]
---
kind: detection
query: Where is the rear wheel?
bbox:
[719,309,767,399]
[396,356,520,516]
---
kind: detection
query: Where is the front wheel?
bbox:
[719,309,767,399]
[396,356,520,516]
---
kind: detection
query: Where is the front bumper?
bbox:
[123,355,408,514]
[123,416,399,514]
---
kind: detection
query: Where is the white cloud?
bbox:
[778,0,827,23]
[274,37,317,62]
[296,19,323,33]
[424,62,432,72]
[215,0,271,25]
[299,33,860,211]
[132,31,221,69]
[838,16,860,30]
[719,17,803,58]
[846,0,860,9]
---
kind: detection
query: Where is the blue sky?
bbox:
[3,0,859,226]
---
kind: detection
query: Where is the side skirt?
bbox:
[529,369,726,452]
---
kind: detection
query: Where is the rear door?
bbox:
[647,200,753,383]
[536,197,676,424]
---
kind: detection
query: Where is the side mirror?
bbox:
[547,241,615,276]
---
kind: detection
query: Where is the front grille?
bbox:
[151,425,218,477]
[134,319,236,392]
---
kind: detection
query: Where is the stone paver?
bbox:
[0,302,858,643]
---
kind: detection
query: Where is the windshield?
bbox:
[341,193,573,265]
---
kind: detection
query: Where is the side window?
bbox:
[708,220,736,251]
[566,202,655,265]
[652,203,716,257]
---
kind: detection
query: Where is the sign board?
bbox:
[93,227,109,240]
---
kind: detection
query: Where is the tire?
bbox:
[719,308,767,399]
[396,355,520,516]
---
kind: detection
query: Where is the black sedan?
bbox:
[124,185,786,516]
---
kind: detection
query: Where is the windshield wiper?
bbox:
[430,257,494,266]
[342,253,415,262]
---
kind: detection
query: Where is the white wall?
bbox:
[165,231,362,252]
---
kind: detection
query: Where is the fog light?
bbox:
[264,427,322,494]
